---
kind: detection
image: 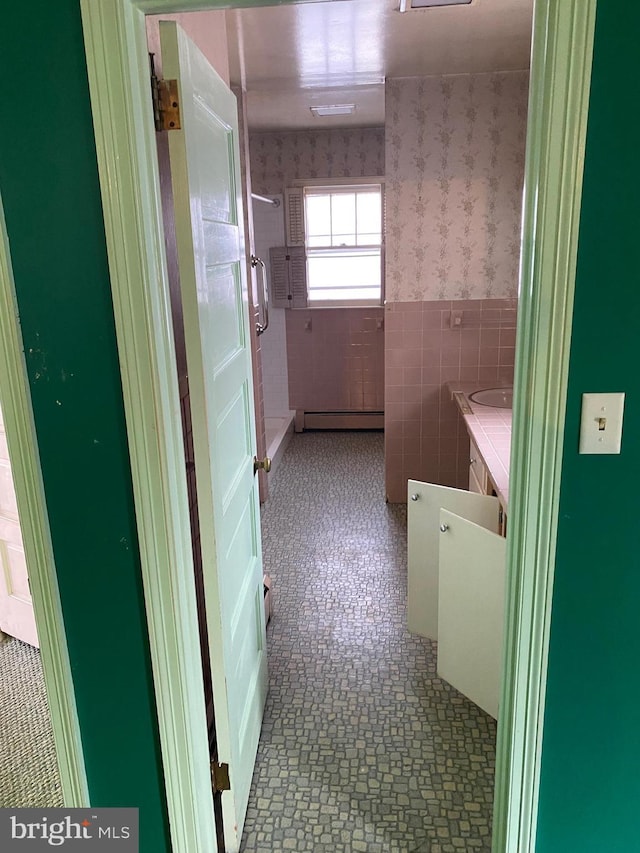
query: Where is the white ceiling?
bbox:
[225,0,533,131]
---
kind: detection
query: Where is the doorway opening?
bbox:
[0,396,63,808]
[146,2,532,848]
[79,0,596,849]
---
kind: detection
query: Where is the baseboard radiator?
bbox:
[298,410,384,431]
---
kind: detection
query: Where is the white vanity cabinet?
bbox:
[468,437,507,535]
[468,437,488,495]
[407,479,506,719]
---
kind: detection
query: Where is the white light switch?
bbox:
[579,393,625,454]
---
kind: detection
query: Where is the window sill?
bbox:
[301,299,383,309]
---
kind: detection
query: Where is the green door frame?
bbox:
[0,0,595,850]
[493,4,596,848]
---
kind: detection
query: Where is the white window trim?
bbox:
[292,176,386,188]
[294,177,385,307]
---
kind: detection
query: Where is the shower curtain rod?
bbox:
[251,193,280,207]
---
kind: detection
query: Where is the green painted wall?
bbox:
[2,0,638,850]
[0,2,170,849]
[536,3,640,851]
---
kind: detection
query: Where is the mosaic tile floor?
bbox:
[241,432,495,853]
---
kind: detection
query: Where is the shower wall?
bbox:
[251,194,290,419]
[249,128,386,420]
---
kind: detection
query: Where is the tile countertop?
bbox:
[449,383,512,511]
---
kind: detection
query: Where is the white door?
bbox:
[161,23,267,851]
[0,401,38,648]
[438,508,506,719]
[407,479,501,640]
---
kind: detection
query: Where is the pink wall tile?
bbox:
[441,346,461,367]
[479,365,501,383]
[385,385,403,404]
[286,307,385,414]
[403,384,423,403]
[500,327,517,347]
[440,365,462,383]
[422,365,441,384]
[499,347,516,366]
[403,366,422,386]
[386,348,408,369]
[421,419,439,439]
[386,329,404,349]
[402,329,423,349]
[402,401,422,422]
[480,332,501,351]
[400,312,423,330]
[385,366,403,386]
[384,298,517,502]
[422,310,443,329]
[460,328,481,348]
[460,347,481,366]
[480,347,500,365]
[459,366,481,382]
[385,402,403,423]
[385,311,404,331]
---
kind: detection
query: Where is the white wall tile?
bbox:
[252,195,290,417]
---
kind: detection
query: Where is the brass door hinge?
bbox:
[211,761,230,793]
[150,53,181,132]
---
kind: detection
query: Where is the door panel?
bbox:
[437,508,506,719]
[407,479,500,640]
[161,22,267,851]
[0,402,38,647]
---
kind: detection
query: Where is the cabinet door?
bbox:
[407,480,501,640]
[438,508,506,719]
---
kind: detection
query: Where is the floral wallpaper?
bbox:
[249,128,385,196]
[385,72,529,301]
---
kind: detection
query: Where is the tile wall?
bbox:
[249,128,387,418]
[235,84,269,501]
[247,81,525,499]
[251,194,290,418]
[382,71,527,501]
[286,309,385,414]
[260,309,290,417]
[384,298,517,503]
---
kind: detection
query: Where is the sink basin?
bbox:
[469,387,513,409]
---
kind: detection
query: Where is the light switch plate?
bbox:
[579,392,625,454]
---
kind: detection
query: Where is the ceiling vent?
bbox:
[310,104,356,118]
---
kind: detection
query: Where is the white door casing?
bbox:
[0,401,38,648]
[161,22,268,850]
[78,2,597,850]
[438,507,507,720]
[407,479,501,641]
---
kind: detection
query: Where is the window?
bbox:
[269,180,384,310]
[303,183,383,306]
